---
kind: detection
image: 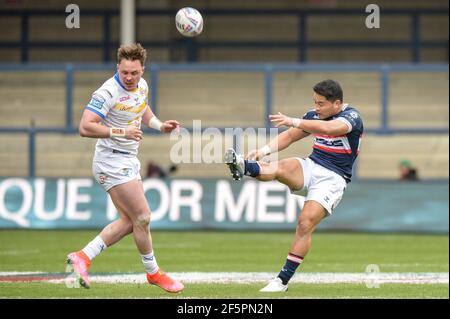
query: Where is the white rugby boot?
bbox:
[259,277,288,292]
[224,148,245,181]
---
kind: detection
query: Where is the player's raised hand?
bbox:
[125,125,143,141]
[269,112,293,127]
[161,120,180,133]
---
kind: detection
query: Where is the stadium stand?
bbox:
[35,134,96,177]
[389,72,449,128]
[0,0,448,63]
[3,131,449,179]
[0,65,448,179]
[358,135,449,179]
[274,72,382,129]
[256,134,449,180]
[0,1,448,180]
[0,134,28,177]
[0,72,65,127]
[32,133,232,178]
[157,72,265,128]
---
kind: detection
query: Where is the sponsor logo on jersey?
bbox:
[313,135,353,154]
[119,96,130,102]
[350,111,359,119]
[88,94,105,109]
[315,137,344,147]
[113,102,146,113]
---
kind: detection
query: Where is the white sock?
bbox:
[141,252,159,275]
[82,236,107,260]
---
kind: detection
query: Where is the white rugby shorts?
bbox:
[291,157,347,215]
[92,156,142,191]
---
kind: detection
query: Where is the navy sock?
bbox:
[277,253,304,285]
[244,160,260,177]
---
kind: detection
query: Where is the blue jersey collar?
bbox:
[114,72,138,91]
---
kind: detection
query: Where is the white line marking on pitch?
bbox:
[46,272,450,284]
[1,271,447,284]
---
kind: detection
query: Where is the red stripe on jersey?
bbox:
[314,134,347,138]
[313,144,352,154]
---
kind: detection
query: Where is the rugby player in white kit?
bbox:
[66,43,183,293]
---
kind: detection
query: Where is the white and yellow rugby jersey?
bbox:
[85,73,148,158]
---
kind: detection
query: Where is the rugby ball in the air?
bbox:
[175,7,203,37]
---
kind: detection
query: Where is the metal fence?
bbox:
[0,8,448,63]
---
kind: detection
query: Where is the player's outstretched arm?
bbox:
[270,112,349,136]
[299,119,349,136]
[142,105,180,133]
[246,127,309,160]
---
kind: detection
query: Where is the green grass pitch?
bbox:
[0,230,448,299]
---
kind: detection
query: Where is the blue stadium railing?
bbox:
[0,62,448,177]
[0,8,448,63]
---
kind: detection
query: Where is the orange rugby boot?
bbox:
[146,270,184,293]
[66,250,91,289]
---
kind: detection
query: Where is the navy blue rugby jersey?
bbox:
[302,104,363,182]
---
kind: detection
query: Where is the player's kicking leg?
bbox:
[225,148,303,188]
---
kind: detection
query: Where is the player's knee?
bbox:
[296,218,315,235]
[134,214,151,227]
[276,160,289,175]
[277,159,297,177]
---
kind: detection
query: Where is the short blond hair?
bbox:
[117,43,147,65]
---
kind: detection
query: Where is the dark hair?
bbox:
[313,79,343,103]
[117,43,147,65]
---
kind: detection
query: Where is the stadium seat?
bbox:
[273,72,381,129]
[389,72,449,128]
[0,72,66,127]
[0,134,28,177]
[157,72,266,128]
[35,134,96,177]
[358,135,449,179]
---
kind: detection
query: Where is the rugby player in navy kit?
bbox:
[225,79,363,292]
